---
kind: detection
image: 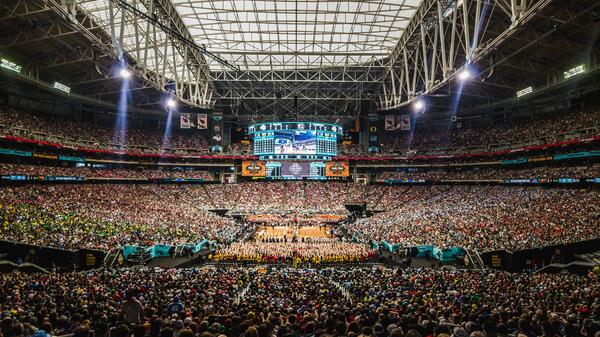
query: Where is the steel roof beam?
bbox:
[378,0,556,111]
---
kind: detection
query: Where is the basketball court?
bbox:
[254,225,333,239]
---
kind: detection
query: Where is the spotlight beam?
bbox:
[413,99,424,111]
[458,69,471,81]
[119,68,131,79]
[166,98,177,109]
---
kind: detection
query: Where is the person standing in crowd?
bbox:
[121,291,144,325]
[167,297,184,318]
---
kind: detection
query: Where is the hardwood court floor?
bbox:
[254,225,332,239]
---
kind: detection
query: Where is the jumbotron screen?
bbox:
[248,122,342,160]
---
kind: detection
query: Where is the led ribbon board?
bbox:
[1,58,21,73]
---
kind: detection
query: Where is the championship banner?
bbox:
[180,113,191,129]
[384,115,396,130]
[241,160,266,177]
[197,113,208,129]
[400,115,411,130]
[325,161,349,177]
[211,112,224,151]
[384,115,411,130]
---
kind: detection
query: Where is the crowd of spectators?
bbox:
[379,107,600,155]
[347,186,600,251]
[2,181,599,252]
[2,106,600,157]
[0,164,211,180]
[227,182,371,215]
[0,108,211,155]
[212,242,375,264]
[0,185,250,250]
[225,182,419,214]
[0,266,598,337]
[377,165,600,181]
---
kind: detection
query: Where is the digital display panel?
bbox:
[274,130,316,155]
[266,161,326,180]
[281,162,311,177]
[248,122,341,160]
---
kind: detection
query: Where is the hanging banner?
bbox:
[400,115,411,130]
[180,113,191,129]
[197,113,208,129]
[211,112,224,151]
[368,114,380,152]
[384,115,411,131]
[384,115,396,130]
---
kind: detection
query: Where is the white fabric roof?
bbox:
[173,0,422,70]
[79,0,423,72]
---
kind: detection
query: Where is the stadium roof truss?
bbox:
[0,0,215,110]
[378,0,600,111]
[1,0,598,116]
[77,0,426,116]
[377,0,552,110]
[78,0,216,108]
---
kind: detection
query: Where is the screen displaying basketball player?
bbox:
[273,130,317,155]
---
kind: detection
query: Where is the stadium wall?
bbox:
[0,240,105,270]
[480,238,600,272]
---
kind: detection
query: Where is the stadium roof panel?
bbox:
[170,0,423,71]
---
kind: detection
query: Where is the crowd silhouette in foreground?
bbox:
[0,267,598,337]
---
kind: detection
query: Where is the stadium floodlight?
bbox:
[1,58,21,73]
[563,65,584,79]
[166,98,177,108]
[119,68,132,79]
[516,86,533,98]
[413,99,424,111]
[458,68,471,81]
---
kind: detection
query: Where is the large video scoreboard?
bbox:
[248,122,342,160]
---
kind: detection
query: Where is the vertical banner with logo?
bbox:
[197,113,208,129]
[384,115,411,131]
[384,115,396,130]
[180,113,191,129]
[368,114,379,153]
[400,115,411,130]
[211,112,224,152]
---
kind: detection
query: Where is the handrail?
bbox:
[103,248,121,268]
[472,249,486,269]
[102,248,114,266]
